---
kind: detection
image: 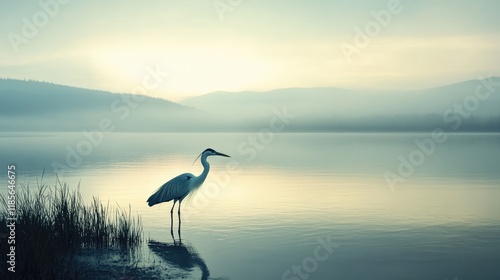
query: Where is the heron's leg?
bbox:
[178,201,182,223]
[170,200,177,233]
[170,200,176,215]
[178,223,182,243]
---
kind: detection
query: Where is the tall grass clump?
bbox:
[115,204,143,249]
[0,178,143,279]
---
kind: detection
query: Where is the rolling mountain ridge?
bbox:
[0,79,206,131]
[1,77,499,132]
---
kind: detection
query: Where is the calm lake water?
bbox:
[1,132,500,279]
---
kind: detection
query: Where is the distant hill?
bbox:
[1,77,499,132]
[0,79,206,131]
[181,77,500,132]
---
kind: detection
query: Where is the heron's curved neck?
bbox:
[198,155,210,182]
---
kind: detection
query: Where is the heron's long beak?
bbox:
[215,151,230,157]
[193,150,230,164]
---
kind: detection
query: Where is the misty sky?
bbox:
[1,0,499,101]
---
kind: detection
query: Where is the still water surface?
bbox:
[1,132,500,279]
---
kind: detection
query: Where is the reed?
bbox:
[0,178,143,279]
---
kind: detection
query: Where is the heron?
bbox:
[147,148,230,232]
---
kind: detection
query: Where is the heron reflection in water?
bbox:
[148,232,229,280]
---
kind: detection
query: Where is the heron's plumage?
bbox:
[147,173,194,207]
